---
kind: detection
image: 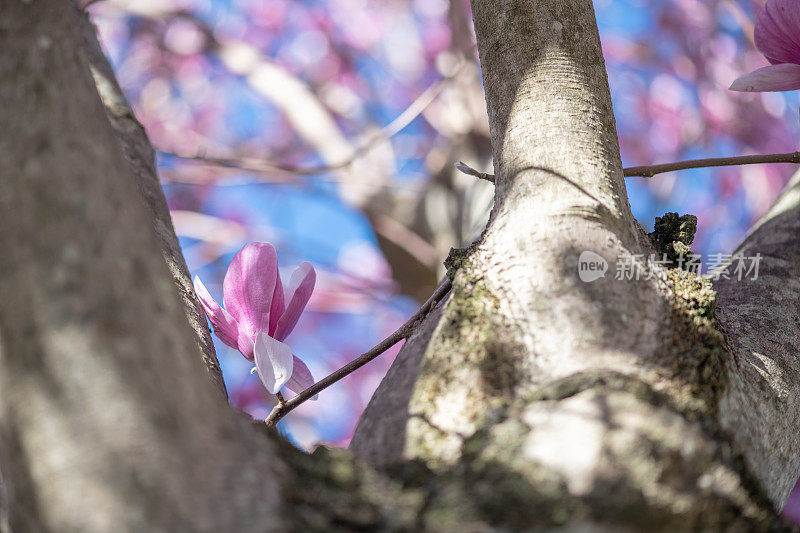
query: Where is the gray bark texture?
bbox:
[0,1,284,531]
[77,5,227,398]
[351,0,800,530]
[0,0,798,532]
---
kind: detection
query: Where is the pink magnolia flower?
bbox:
[730,0,800,92]
[193,242,316,399]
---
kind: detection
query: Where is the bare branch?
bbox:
[454,152,800,182]
[622,151,800,178]
[176,149,800,187]
[455,161,494,182]
[161,63,463,177]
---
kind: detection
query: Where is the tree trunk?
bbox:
[0,2,285,531]
[0,0,797,531]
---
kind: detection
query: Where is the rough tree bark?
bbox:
[0,0,798,532]
[352,0,800,529]
[0,1,284,530]
[76,4,227,399]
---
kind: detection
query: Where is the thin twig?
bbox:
[264,277,453,427]
[161,62,464,177]
[454,152,800,182]
[455,161,494,183]
[622,152,800,178]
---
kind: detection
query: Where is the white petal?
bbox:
[253,332,294,394]
[729,63,800,92]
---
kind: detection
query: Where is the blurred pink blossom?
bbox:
[194,242,316,399]
[730,0,800,92]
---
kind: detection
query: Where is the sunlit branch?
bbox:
[455,151,800,181]
[264,276,452,427]
[160,62,463,177]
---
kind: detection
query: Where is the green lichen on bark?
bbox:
[655,267,725,415]
[440,420,575,529]
[407,246,528,464]
[648,212,698,268]
[412,387,789,532]
[444,242,480,281]
[440,251,528,400]
[640,212,726,415]
[275,436,425,532]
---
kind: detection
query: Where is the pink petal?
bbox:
[274,262,316,342]
[729,63,800,92]
[284,355,317,399]
[236,330,255,362]
[223,242,278,337]
[755,0,800,65]
[193,276,240,349]
[254,332,293,394]
[268,270,285,338]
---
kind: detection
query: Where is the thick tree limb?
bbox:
[714,168,800,505]
[352,0,790,528]
[0,2,286,530]
[78,10,226,397]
